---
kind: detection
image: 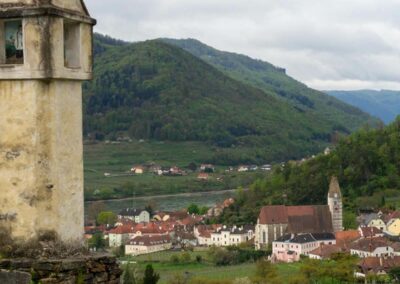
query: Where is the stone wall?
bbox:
[0,254,121,284]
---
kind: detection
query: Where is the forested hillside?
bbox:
[219,119,400,225]
[328,90,400,124]
[161,38,378,131]
[82,34,379,163]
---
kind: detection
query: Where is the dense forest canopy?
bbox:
[83,34,379,164]
[219,118,400,225]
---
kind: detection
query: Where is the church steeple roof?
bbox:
[328,176,341,198]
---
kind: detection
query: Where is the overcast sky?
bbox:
[85,0,400,91]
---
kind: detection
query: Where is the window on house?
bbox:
[3,19,24,64]
[262,231,266,243]
[64,20,80,68]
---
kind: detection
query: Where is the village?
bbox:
[103,162,272,180]
[85,176,400,281]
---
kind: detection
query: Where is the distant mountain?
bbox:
[327,90,400,124]
[82,34,379,163]
[161,38,378,131]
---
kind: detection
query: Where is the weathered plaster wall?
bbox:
[0,80,84,244]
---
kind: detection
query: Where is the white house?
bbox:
[210,225,254,247]
[125,235,172,256]
[108,225,135,247]
[118,208,150,223]
[272,233,336,263]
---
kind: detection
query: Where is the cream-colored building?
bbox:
[210,225,254,247]
[385,219,400,236]
[0,0,95,245]
[125,235,172,256]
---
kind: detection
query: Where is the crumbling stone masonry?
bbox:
[0,255,122,284]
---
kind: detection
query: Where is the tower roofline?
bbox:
[328,176,342,198]
[0,2,95,24]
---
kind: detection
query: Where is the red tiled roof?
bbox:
[258,205,333,233]
[309,244,342,259]
[360,227,383,238]
[108,225,134,235]
[336,230,361,242]
[258,205,288,224]
[384,211,400,223]
[359,256,400,273]
[350,237,391,251]
[128,234,171,246]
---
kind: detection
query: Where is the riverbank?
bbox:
[84,189,237,214]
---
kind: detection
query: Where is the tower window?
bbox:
[64,20,80,68]
[3,19,24,64]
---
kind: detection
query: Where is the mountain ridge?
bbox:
[82,34,379,163]
[327,90,400,124]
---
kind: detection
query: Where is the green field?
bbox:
[84,140,266,200]
[123,250,300,284]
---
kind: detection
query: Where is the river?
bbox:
[84,190,236,214]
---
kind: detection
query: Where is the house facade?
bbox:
[385,218,400,236]
[125,235,172,256]
[272,233,336,263]
[210,225,254,247]
[118,208,150,223]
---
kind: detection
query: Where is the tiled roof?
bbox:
[108,225,135,235]
[276,233,335,244]
[118,208,147,217]
[309,244,342,259]
[258,205,288,224]
[350,237,392,251]
[128,234,171,246]
[258,205,333,233]
[336,230,361,242]
[359,256,400,273]
[360,227,383,238]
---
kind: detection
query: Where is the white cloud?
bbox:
[85,0,400,91]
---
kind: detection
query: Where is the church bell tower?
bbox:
[327,176,343,232]
[0,0,95,246]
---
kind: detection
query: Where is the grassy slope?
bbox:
[84,141,264,200]
[127,250,300,284]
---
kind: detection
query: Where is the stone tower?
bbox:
[327,176,343,232]
[0,0,95,246]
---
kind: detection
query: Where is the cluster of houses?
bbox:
[85,202,255,256]
[254,176,400,279]
[86,175,400,279]
[128,163,272,178]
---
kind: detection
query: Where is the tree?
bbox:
[123,263,137,284]
[88,232,106,250]
[87,202,106,222]
[143,264,160,284]
[389,267,400,282]
[187,162,197,172]
[187,204,200,215]
[96,211,117,226]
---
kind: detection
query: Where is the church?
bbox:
[255,177,343,250]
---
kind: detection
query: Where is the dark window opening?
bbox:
[4,20,24,64]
